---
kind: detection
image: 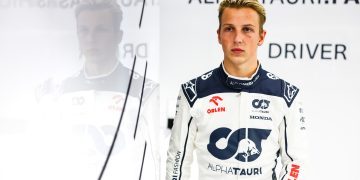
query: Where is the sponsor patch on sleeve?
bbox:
[181,78,197,106]
[283,81,299,107]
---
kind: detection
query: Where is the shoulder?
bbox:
[59,64,158,100]
[256,68,300,107]
[60,70,87,93]
[180,67,225,107]
[126,66,159,101]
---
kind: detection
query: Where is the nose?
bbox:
[78,29,97,43]
[234,31,244,44]
[85,30,97,42]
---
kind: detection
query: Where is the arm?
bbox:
[279,93,308,180]
[166,89,197,180]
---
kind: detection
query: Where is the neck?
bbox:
[84,57,118,77]
[223,59,258,78]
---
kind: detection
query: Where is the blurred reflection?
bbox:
[36,0,159,179]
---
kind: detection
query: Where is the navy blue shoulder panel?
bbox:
[181,77,198,107]
[248,69,300,107]
[181,68,238,107]
[181,66,300,108]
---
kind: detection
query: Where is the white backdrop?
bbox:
[160,0,360,179]
[1,0,359,179]
[0,0,159,179]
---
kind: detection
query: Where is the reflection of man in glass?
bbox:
[54,0,158,179]
[62,0,129,92]
[76,0,122,78]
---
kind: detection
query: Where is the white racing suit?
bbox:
[166,63,307,180]
[36,63,159,180]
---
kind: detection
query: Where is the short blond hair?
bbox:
[218,0,266,33]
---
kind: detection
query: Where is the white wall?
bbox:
[0,1,160,179]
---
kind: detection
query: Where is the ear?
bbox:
[258,29,266,46]
[217,29,221,44]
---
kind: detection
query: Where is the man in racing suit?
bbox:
[36,1,160,179]
[166,0,307,179]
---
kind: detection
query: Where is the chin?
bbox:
[84,56,104,63]
[228,57,248,65]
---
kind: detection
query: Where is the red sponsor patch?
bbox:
[288,164,300,180]
[208,96,226,114]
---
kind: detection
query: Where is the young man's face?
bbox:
[77,9,122,63]
[217,7,266,68]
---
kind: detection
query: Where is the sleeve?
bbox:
[166,88,197,180]
[279,92,308,180]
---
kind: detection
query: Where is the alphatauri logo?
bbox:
[207,128,271,162]
[252,99,270,109]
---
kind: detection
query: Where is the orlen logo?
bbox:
[207,128,271,162]
[207,96,226,114]
[252,99,270,109]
